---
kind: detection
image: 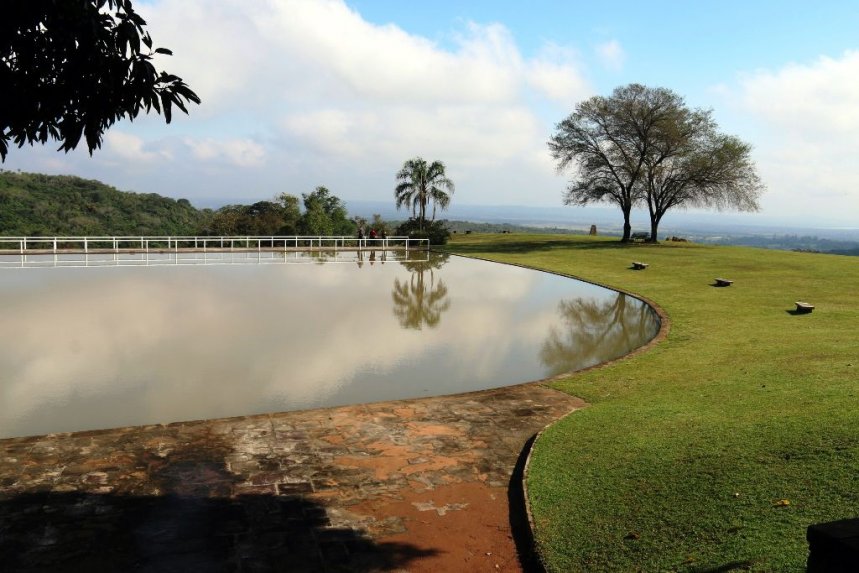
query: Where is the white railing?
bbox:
[0,249,430,268]
[0,235,429,254]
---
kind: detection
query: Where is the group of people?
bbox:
[356,227,387,246]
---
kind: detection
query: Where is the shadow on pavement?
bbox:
[1,438,437,572]
[0,490,437,572]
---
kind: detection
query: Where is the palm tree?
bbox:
[394,157,455,230]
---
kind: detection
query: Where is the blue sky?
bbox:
[5,0,859,225]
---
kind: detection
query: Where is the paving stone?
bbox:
[1,382,583,571]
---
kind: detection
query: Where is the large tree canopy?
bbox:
[549,84,764,242]
[1,0,200,161]
[299,186,355,236]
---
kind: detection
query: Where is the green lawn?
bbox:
[443,233,859,572]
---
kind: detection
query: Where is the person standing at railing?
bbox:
[357,227,365,248]
[381,229,388,249]
[369,229,377,243]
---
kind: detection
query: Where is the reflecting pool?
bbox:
[0,251,659,438]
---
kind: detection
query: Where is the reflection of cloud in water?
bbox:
[0,258,656,438]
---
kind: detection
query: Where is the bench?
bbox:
[631,232,650,242]
[795,301,815,314]
[714,278,733,287]
[631,261,649,270]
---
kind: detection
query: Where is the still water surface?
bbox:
[0,252,659,438]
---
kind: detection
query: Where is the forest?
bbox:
[0,171,206,236]
[0,171,356,238]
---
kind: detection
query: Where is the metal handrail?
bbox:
[0,235,429,254]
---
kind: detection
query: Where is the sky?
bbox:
[4,0,859,225]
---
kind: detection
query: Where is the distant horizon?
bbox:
[186,196,859,236]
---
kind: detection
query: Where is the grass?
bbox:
[442,233,859,572]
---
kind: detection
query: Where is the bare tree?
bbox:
[641,130,763,241]
[549,84,764,242]
[549,84,684,241]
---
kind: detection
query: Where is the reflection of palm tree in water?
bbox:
[540,293,659,376]
[391,254,451,329]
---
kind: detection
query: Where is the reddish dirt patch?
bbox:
[356,481,521,572]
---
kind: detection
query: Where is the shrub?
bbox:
[395,218,450,245]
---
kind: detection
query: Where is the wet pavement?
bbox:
[0,382,584,572]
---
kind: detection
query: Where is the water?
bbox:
[0,251,659,438]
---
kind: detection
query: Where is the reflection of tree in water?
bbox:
[540,293,659,376]
[391,254,451,329]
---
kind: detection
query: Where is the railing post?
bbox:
[53,238,57,254]
[84,237,88,253]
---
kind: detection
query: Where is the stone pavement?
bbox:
[0,383,585,572]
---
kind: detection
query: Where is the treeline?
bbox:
[204,187,355,236]
[707,233,859,256]
[0,172,370,239]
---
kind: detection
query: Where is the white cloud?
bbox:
[127,0,592,205]
[281,105,541,165]
[143,0,532,109]
[595,40,625,72]
[184,137,267,167]
[738,51,859,135]
[527,43,590,104]
[3,0,600,208]
[728,50,859,219]
[104,131,172,163]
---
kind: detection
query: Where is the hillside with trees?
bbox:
[0,171,369,239]
[0,171,208,236]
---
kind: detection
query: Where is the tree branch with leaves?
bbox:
[0,0,200,161]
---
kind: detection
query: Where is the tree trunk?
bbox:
[621,206,632,242]
[649,219,659,242]
[649,212,662,242]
